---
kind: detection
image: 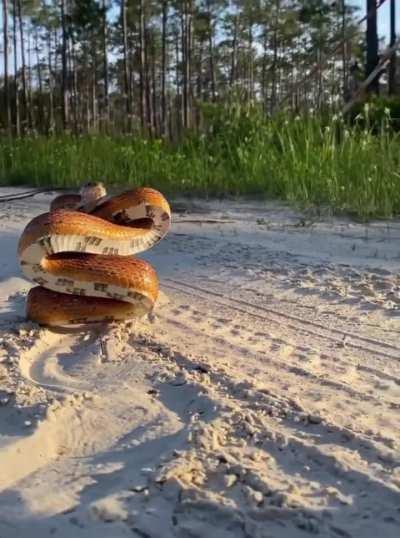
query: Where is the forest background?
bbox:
[0,0,398,218]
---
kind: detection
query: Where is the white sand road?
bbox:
[0,188,399,538]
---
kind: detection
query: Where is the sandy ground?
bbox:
[0,188,400,538]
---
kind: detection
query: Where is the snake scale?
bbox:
[18,183,171,325]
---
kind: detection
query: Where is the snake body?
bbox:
[18,184,171,325]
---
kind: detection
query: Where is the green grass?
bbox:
[1,109,400,219]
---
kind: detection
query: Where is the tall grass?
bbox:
[0,106,399,218]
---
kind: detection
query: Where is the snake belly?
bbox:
[17,187,171,325]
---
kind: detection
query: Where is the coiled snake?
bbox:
[18,183,171,325]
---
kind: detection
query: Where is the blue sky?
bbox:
[351,0,392,41]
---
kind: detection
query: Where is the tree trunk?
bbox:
[270,0,280,112]
[230,15,238,86]
[12,0,20,136]
[34,28,44,132]
[341,0,348,100]
[186,1,192,127]
[144,25,152,134]
[60,0,69,129]
[161,0,168,136]
[174,27,181,138]
[195,41,203,128]
[180,6,186,125]
[17,0,29,130]
[86,79,90,132]
[121,0,131,121]
[366,0,379,94]
[102,0,109,122]
[92,67,97,132]
[248,21,254,100]
[2,0,11,132]
[69,31,78,134]
[139,0,147,131]
[181,0,191,128]
[151,39,158,135]
[206,0,216,101]
[317,47,323,109]
[47,30,55,134]
[261,28,268,113]
[388,0,396,94]
[27,23,33,129]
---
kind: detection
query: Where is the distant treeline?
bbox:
[0,0,398,138]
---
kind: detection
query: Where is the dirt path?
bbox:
[0,190,399,537]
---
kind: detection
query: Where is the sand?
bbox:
[0,188,399,537]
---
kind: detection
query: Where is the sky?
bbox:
[352,0,393,42]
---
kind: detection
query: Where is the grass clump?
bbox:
[0,104,399,219]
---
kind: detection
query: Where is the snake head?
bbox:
[80,181,104,191]
[80,182,107,204]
